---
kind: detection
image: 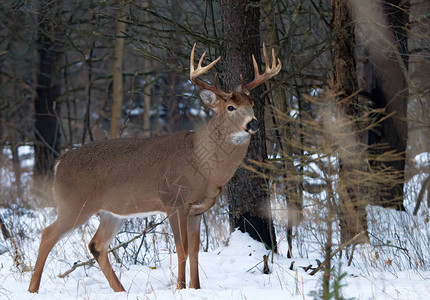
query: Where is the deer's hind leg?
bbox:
[88,211,124,292]
[29,201,93,293]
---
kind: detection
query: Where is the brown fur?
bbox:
[28,96,254,292]
[28,44,281,293]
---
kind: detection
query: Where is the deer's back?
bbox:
[53,133,196,214]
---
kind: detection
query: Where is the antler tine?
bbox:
[251,54,260,77]
[245,43,282,91]
[271,48,277,69]
[190,43,196,76]
[263,43,270,71]
[190,43,231,99]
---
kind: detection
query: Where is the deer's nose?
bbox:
[246,119,260,133]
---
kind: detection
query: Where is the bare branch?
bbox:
[58,217,166,278]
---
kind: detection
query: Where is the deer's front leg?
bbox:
[187,214,202,289]
[168,209,188,289]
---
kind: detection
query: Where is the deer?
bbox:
[28,43,281,293]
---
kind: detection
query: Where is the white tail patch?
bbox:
[231,131,250,144]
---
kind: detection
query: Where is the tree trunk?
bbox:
[220,0,276,250]
[262,0,302,257]
[332,0,368,243]
[34,0,63,177]
[109,1,126,139]
[408,0,430,158]
[142,1,152,138]
[351,0,409,211]
[142,65,151,138]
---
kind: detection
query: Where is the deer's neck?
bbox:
[191,114,249,185]
[202,113,250,151]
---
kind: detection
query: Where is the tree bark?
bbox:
[34,0,63,177]
[142,64,151,138]
[332,0,368,243]
[351,0,409,211]
[220,0,276,250]
[110,1,126,139]
[142,2,152,138]
[262,0,302,257]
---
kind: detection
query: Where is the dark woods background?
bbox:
[0,0,429,270]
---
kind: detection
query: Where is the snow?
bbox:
[1,221,430,299]
[413,152,430,169]
[0,151,429,299]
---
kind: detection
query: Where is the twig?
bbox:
[347,244,356,267]
[309,231,366,275]
[0,217,10,240]
[303,264,312,272]
[368,233,409,253]
[263,255,270,274]
[413,174,430,215]
[58,217,167,278]
[246,260,263,273]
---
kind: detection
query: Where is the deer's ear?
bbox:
[199,90,220,110]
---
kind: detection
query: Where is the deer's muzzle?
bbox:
[246,119,260,133]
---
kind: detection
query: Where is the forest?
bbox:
[0,0,429,299]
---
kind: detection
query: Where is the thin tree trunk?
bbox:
[110,1,126,139]
[63,55,74,148]
[143,67,151,138]
[34,0,63,177]
[262,0,303,257]
[220,0,276,250]
[142,1,152,138]
[81,41,95,144]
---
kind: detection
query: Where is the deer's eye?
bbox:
[227,105,236,111]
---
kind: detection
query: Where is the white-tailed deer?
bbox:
[28,43,281,293]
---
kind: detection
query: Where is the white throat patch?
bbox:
[231,131,250,144]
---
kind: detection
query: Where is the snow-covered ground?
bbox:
[0,151,429,299]
[1,223,429,299]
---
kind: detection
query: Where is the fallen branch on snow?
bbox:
[58,217,167,278]
[309,230,367,275]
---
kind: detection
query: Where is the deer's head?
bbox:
[190,43,281,144]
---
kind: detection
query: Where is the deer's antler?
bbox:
[245,43,282,91]
[190,43,232,100]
